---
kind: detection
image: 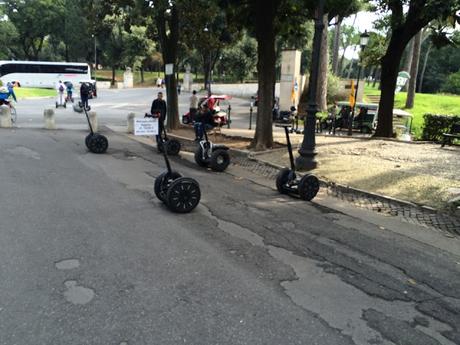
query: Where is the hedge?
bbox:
[421,114,460,142]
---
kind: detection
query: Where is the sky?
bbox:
[341,11,381,60]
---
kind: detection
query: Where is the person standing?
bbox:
[56,80,66,105]
[150,91,167,148]
[189,90,198,122]
[80,82,90,110]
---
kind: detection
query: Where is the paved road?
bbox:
[1,128,459,345]
[13,88,254,130]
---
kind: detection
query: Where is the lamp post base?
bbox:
[295,149,318,171]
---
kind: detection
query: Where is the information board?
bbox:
[134,118,159,136]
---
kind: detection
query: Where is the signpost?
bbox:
[134,118,159,136]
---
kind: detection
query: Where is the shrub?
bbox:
[421,114,460,141]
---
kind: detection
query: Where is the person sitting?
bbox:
[194,103,216,141]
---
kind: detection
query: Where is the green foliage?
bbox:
[2,0,65,60]
[421,114,460,141]
[219,33,257,82]
[361,31,387,68]
[421,31,460,93]
[442,70,460,94]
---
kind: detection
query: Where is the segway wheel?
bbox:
[276,168,293,194]
[85,133,93,149]
[154,171,182,203]
[88,133,108,154]
[194,146,208,167]
[298,174,320,201]
[165,177,201,213]
[209,149,230,172]
[166,139,181,156]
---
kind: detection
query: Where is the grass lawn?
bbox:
[364,84,460,138]
[14,87,56,99]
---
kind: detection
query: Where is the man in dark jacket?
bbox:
[150,91,167,147]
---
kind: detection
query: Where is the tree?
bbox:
[180,0,239,90]
[405,30,422,108]
[219,33,257,82]
[2,0,65,60]
[374,0,460,138]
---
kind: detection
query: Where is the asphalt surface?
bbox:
[13,87,254,130]
[1,126,459,345]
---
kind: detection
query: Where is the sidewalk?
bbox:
[218,127,460,211]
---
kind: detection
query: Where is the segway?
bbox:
[275,115,320,201]
[194,125,230,172]
[145,112,181,156]
[83,104,108,154]
[154,134,201,213]
[56,92,67,109]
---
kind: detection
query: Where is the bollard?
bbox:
[88,111,98,132]
[0,106,12,128]
[127,113,135,134]
[43,109,56,129]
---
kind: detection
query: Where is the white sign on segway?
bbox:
[134,118,159,136]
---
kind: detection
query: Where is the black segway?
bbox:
[194,125,230,172]
[154,136,201,213]
[145,112,181,156]
[275,116,320,201]
[83,104,108,154]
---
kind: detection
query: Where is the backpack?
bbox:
[59,85,64,92]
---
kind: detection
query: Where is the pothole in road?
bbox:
[55,259,80,270]
[63,281,95,305]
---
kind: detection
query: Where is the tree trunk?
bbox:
[418,42,431,93]
[316,14,328,112]
[140,66,145,83]
[401,38,414,91]
[111,66,116,86]
[405,30,422,109]
[372,68,380,88]
[375,32,409,138]
[403,39,414,73]
[332,16,342,75]
[253,0,279,150]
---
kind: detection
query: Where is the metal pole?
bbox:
[348,57,362,136]
[227,104,231,129]
[249,104,253,130]
[295,0,325,171]
[94,36,97,81]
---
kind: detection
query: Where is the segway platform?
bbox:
[194,128,230,172]
[83,105,108,154]
[274,122,320,201]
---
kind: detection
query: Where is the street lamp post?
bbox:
[92,34,97,81]
[347,30,370,136]
[295,0,325,171]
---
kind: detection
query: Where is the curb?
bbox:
[165,132,458,217]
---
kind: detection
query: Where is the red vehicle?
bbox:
[182,94,232,126]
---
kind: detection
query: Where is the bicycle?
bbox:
[10,103,17,124]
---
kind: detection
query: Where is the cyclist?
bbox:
[0,82,17,106]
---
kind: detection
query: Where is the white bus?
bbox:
[0,60,93,88]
